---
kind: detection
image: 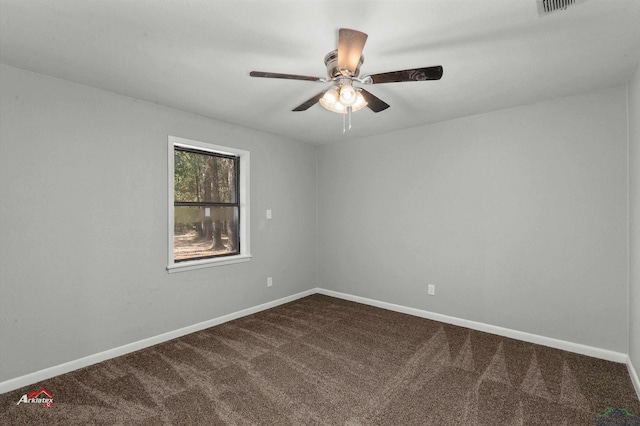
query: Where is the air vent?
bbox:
[537,0,588,16]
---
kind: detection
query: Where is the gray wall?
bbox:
[1,62,635,385]
[0,65,317,382]
[317,87,629,353]
[629,64,640,375]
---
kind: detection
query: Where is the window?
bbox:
[167,136,250,272]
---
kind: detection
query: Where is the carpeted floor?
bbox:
[1,294,639,425]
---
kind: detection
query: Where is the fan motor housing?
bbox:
[324,50,364,78]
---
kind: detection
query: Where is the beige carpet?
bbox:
[1,294,639,425]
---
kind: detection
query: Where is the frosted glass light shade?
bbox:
[321,87,339,106]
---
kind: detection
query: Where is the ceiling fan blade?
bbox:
[292,92,325,111]
[250,71,323,82]
[337,28,368,75]
[367,66,443,84]
[359,89,390,113]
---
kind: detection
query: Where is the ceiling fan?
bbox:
[250,28,443,128]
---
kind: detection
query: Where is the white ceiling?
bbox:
[1,0,639,144]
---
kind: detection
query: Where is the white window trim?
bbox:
[167,136,251,273]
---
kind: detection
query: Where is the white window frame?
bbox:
[167,136,251,273]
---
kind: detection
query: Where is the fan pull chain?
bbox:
[343,110,346,134]
[342,107,354,134]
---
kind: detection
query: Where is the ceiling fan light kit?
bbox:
[319,86,367,114]
[250,28,443,132]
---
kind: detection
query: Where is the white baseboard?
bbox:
[628,357,640,400]
[316,288,628,364]
[0,289,316,395]
[1,287,631,395]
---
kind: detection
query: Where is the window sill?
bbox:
[166,254,252,273]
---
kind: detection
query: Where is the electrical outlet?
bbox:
[267,277,273,287]
[428,284,435,296]
[266,209,272,219]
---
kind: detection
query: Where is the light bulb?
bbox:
[339,84,357,106]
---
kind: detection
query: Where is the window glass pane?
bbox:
[174,150,237,204]
[174,206,239,262]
